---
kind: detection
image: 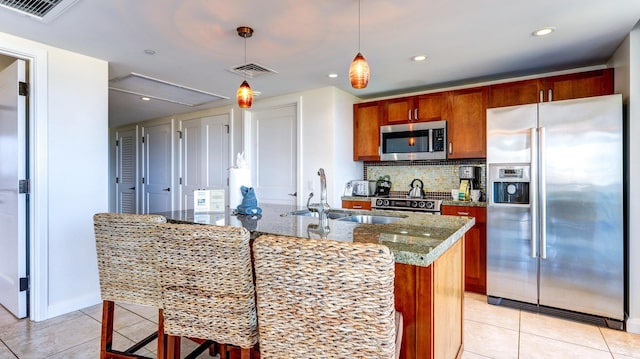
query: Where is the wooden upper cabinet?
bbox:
[382,93,445,124]
[353,101,381,161]
[544,68,614,102]
[488,79,543,108]
[446,87,487,159]
[416,92,446,122]
[382,97,414,124]
[488,69,614,108]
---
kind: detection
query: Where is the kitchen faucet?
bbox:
[307,168,330,218]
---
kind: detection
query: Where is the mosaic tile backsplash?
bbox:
[364,159,486,200]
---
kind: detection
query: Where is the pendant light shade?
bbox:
[349,52,370,89]
[349,0,369,89]
[237,80,253,108]
[236,26,254,108]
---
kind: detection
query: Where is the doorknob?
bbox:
[163,188,171,192]
[129,187,135,190]
[288,192,297,197]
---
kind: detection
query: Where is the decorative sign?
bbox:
[194,189,225,213]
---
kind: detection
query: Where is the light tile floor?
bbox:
[0,292,639,358]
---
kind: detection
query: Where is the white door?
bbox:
[115,127,138,213]
[179,115,229,210]
[249,104,297,205]
[0,59,28,318]
[142,121,173,213]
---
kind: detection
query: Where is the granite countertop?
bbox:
[155,203,475,268]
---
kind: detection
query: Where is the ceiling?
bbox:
[0,0,639,128]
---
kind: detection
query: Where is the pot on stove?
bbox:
[408,179,425,198]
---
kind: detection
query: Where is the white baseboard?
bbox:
[627,317,640,334]
[42,292,101,321]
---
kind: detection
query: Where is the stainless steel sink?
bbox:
[336,214,407,224]
[280,209,353,219]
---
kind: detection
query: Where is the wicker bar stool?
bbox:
[252,235,403,359]
[93,213,167,359]
[156,223,258,359]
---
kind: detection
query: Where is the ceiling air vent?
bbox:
[228,63,277,79]
[0,0,79,22]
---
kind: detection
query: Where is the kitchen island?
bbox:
[157,204,475,359]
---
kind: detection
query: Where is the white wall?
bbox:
[0,32,108,320]
[610,21,640,334]
[247,86,362,207]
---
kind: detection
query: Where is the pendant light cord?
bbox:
[358,0,361,52]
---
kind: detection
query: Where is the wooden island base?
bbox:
[395,238,464,359]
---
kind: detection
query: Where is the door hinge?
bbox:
[141,177,145,184]
[178,130,183,139]
[115,177,119,184]
[141,136,145,144]
[19,277,29,292]
[179,177,183,185]
[18,82,28,96]
[115,139,119,147]
[18,179,29,194]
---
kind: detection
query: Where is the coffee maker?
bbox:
[459,166,481,189]
[458,166,481,201]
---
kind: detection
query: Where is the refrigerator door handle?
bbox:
[539,127,547,259]
[530,127,538,258]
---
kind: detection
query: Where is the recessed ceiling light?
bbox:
[140,97,151,101]
[144,49,156,55]
[328,73,339,78]
[532,27,555,37]
[412,55,427,62]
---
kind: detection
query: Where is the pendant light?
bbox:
[236,26,254,108]
[349,0,370,89]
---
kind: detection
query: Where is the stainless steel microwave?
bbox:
[380,120,447,161]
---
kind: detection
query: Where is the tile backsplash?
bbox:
[364,159,486,199]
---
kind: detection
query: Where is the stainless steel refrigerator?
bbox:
[486,94,624,328]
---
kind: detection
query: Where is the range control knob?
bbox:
[383,199,390,206]
[376,199,384,206]
[418,201,426,208]
[425,201,434,209]
[411,201,419,208]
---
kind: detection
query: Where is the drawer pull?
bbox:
[353,205,363,209]
[457,211,470,216]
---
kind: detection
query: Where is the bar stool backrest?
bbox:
[253,235,397,359]
[156,223,258,349]
[93,213,167,308]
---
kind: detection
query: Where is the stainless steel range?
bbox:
[371,197,442,214]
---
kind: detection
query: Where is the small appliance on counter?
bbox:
[374,175,392,197]
[351,180,371,197]
[458,166,481,201]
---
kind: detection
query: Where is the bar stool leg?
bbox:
[100,300,115,359]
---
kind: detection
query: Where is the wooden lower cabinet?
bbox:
[341,199,372,210]
[394,239,464,359]
[442,205,486,294]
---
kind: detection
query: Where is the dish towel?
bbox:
[236,186,262,215]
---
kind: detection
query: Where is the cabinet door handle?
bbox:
[414,108,418,120]
[548,89,553,102]
[457,211,470,216]
[448,142,453,154]
[539,90,544,102]
[408,109,412,121]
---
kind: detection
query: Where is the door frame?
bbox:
[242,97,303,206]
[0,38,50,321]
